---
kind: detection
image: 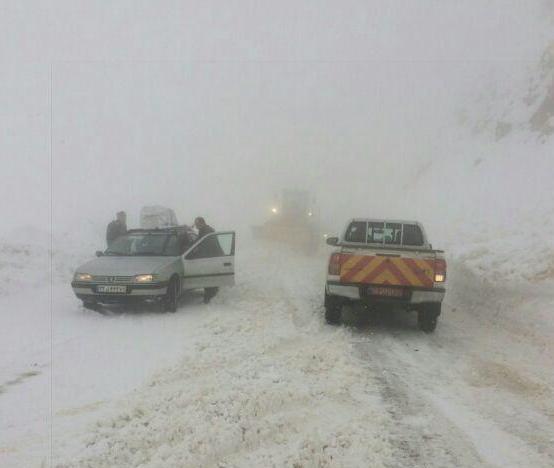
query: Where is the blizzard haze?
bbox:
[0,0,552,242]
[3,2,554,468]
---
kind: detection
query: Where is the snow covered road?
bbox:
[1,242,553,467]
[350,264,554,468]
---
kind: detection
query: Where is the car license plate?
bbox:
[96,285,127,294]
[368,286,405,297]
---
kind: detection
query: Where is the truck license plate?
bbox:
[368,286,404,297]
[97,285,127,294]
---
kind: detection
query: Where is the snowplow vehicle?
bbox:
[324,219,446,332]
[251,190,320,253]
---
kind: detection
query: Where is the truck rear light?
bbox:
[434,259,447,282]
[328,253,346,275]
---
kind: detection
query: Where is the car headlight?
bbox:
[74,273,93,282]
[134,274,155,283]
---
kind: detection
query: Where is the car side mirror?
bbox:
[96,250,104,257]
[326,236,339,246]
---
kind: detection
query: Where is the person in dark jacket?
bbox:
[194,217,214,239]
[194,217,218,304]
[106,211,127,247]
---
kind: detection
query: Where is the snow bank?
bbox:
[0,226,98,298]
[447,229,554,283]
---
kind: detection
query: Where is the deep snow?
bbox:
[1,238,554,467]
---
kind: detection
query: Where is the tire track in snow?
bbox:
[347,260,554,468]
[353,340,488,468]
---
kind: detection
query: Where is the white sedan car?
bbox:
[71,227,235,311]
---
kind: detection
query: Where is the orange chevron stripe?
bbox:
[390,258,424,287]
[414,258,435,282]
[387,259,418,286]
[341,255,380,281]
[340,255,437,287]
[362,259,403,285]
[414,258,434,276]
[372,268,399,285]
[342,255,364,271]
[404,258,434,287]
[350,257,386,283]
[341,256,373,282]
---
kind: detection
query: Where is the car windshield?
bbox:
[105,233,179,256]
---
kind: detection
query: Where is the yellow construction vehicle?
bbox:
[251,190,320,253]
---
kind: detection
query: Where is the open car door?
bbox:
[181,231,235,290]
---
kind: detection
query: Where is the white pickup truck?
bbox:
[324,219,446,332]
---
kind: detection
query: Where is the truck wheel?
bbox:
[164,278,179,313]
[324,292,342,325]
[82,301,100,312]
[417,303,441,333]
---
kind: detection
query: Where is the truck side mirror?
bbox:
[326,236,339,246]
[96,250,104,257]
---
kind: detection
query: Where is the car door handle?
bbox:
[223,262,232,266]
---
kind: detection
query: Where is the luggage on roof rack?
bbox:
[139,206,178,229]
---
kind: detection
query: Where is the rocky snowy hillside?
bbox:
[398,37,554,284]
[460,41,554,141]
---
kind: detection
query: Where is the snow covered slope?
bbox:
[464,41,554,140]
[398,35,554,283]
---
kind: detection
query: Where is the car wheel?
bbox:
[324,291,342,325]
[417,303,441,333]
[164,278,179,313]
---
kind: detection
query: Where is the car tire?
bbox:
[324,291,342,325]
[164,278,179,313]
[417,303,441,333]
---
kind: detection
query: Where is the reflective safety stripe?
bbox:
[340,255,435,287]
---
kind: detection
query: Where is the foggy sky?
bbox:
[0,1,550,242]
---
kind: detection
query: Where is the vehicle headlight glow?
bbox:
[134,274,154,283]
[74,273,93,282]
[434,273,445,282]
[271,207,278,214]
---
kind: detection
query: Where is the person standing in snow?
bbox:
[194,216,218,304]
[106,211,127,247]
[194,216,214,239]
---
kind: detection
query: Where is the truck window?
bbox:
[344,221,367,243]
[384,223,402,245]
[367,222,385,243]
[402,224,424,246]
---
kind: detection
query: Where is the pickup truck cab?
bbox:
[71,227,235,312]
[325,219,446,332]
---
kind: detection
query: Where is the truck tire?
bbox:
[82,301,100,312]
[417,303,441,333]
[163,278,179,313]
[324,292,342,325]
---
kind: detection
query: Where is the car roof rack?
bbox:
[127,225,194,234]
